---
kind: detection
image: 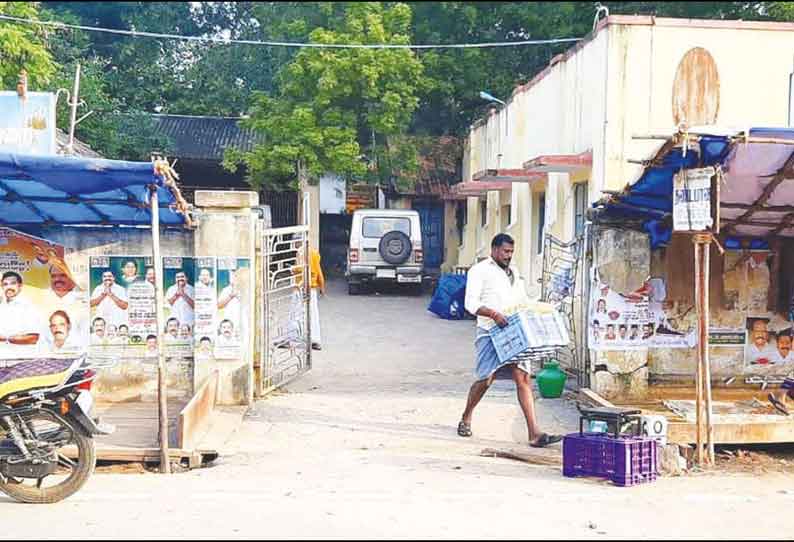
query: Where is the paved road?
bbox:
[3,279,794,539]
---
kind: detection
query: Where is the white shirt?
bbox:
[42,288,83,309]
[746,343,778,364]
[40,331,86,354]
[166,283,195,326]
[772,350,794,364]
[216,333,237,347]
[91,282,129,327]
[0,295,42,345]
[464,258,528,330]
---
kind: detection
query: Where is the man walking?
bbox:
[458,233,562,448]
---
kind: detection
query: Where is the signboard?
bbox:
[673,167,714,232]
[0,91,57,155]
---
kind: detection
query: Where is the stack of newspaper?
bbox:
[486,301,570,364]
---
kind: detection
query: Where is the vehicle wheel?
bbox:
[378,231,412,265]
[0,410,96,504]
[348,282,360,296]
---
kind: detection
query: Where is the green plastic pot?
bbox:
[536,360,567,398]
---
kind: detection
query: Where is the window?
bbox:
[456,202,466,243]
[480,200,487,227]
[537,193,546,254]
[574,182,589,237]
[501,204,511,231]
[362,217,410,238]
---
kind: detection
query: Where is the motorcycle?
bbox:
[0,355,113,504]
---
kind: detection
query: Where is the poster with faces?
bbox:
[744,316,794,372]
[588,277,695,351]
[215,257,250,359]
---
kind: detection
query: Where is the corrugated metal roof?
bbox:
[150,114,263,161]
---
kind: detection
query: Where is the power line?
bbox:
[0,14,582,50]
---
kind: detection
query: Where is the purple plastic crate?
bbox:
[611,437,658,487]
[563,433,658,486]
[563,432,616,478]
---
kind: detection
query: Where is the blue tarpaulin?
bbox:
[0,152,188,227]
[593,127,794,249]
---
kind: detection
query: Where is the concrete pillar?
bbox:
[193,190,260,406]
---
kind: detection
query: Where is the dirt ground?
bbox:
[4,278,794,539]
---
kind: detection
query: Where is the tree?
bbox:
[0,2,56,89]
[225,2,428,191]
[42,6,171,160]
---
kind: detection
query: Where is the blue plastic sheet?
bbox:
[594,128,791,249]
[0,152,186,227]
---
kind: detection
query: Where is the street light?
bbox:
[479,90,505,106]
[479,91,507,167]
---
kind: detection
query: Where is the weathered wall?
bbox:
[37,226,194,403]
[604,19,794,193]
[591,228,651,400]
[193,191,259,406]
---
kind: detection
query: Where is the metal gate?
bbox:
[540,233,586,388]
[259,225,311,395]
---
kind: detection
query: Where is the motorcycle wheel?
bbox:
[0,409,96,504]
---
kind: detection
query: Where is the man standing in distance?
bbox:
[458,234,561,448]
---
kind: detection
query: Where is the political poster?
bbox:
[215,257,250,359]
[0,227,87,360]
[193,258,217,360]
[588,276,696,351]
[163,256,195,358]
[744,317,794,371]
[89,256,156,357]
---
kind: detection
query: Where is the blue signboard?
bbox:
[0,91,57,155]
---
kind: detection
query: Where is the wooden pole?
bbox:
[151,187,171,474]
[694,233,715,466]
[694,239,704,465]
[702,239,715,464]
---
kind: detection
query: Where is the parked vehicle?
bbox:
[346,209,424,295]
[0,355,113,504]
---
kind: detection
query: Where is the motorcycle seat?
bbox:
[0,358,76,400]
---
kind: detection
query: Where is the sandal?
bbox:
[768,393,790,416]
[529,433,563,448]
[457,420,472,437]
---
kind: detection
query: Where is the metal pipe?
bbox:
[67,64,81,155]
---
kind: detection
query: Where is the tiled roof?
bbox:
[55,129,103,158]
[150,114,263,161]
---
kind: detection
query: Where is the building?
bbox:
[452,15,794,397]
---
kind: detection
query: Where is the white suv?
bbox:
[346,209,424,295]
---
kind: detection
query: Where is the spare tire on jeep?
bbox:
[379,230,412,265]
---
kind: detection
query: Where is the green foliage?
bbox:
[225,2,428,191]
[0,2,56,89]
[43,6,171,160]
